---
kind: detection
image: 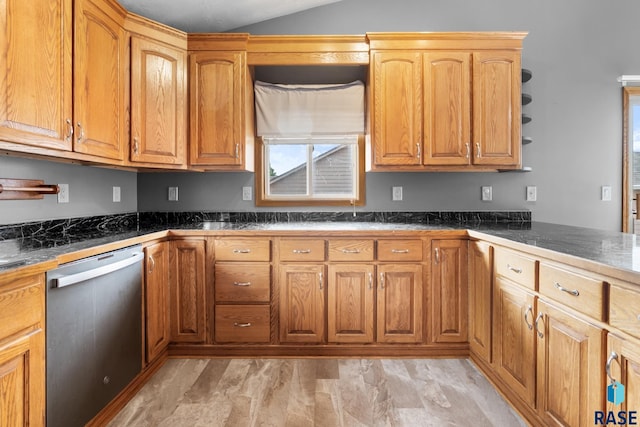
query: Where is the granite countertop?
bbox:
[1,218,640,282]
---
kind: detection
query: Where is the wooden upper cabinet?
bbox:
[370,51,423,166]
[189,49,254,169]
[0,0,73,151]
[73,0,127,161]
[423,52,471,165]
[472,51,521,167]
[130,36,187,166]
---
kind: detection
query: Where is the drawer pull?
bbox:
[434,248,440,264]
[233,281,251,287]
[534,312,544,338]
[554,282,580,297]
[606,351,620,384]
[233,249,251,254]
[293,249,311,254]
[341,249,361,254]
[368,272,373,290]
[379,272,385,289]
[524,305,533,330]
[233,322,252,328]
[507,264,522,274]
[391,249,409,254]
[318,272,323,290]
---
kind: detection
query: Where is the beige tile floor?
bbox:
[108,358,526,427]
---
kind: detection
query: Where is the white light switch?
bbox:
[601,185,612,201]
[57,184,69,203]
[526,186,537,202]
[112,186,121,203]
[392,186,403,201]
[481,186,492,201]
[168,186,178,201]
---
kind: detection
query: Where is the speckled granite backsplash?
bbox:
[0,211,531,243]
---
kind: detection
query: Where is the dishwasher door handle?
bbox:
[53,252,144,289]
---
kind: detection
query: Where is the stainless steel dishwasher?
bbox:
[45,245,143,427]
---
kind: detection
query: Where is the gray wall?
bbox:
[3,0,638,230]
[0,156,137,225]
[142,0,633,230]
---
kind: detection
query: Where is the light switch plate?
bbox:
[57,184,69,203]
[526,186,537,202]
[112,186,121,203]
[242,186,252,201]
[392,186,403,201]
[168,186,178,201]
[481,186,492,201]
[602,185,612,201]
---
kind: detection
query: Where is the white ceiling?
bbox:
[117,0,343,32]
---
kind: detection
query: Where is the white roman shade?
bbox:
[254,80,365,137]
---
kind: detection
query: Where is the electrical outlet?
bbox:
[601,185,612,201]
[481,186,492,201]
[526,186,537,202]
[242,186,252,201]
[168,186,179,201]
[57,183,69,203]
[112,186,121,203]
[392,186,403,201]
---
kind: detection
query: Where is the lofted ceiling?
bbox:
[117,0,343,33]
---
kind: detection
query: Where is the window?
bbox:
[256,135,365,206]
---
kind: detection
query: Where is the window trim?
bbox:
[255,135,366,207]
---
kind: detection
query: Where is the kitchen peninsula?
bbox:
[1,211,639,426]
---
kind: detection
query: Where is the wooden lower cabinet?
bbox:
[536,299,605,427]
[144,241,170,364]
[170,239,206,343]
[493,276,537,407]
[468,240,493,363]
[0,273,45,427]
[606,333,640,415]
[431,239,468,343]
[279,264,326,343]
[327,264,375,343]
[377,264,423,343]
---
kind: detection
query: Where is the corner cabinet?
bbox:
[188,34,255,170]
[129,35,187,167]
[368,32,526,171]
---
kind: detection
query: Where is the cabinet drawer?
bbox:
[278,239,325,262]
[214,239,271,261]
[610,284,640,338]
[539,263,605,321]
[214,305,270,343]
[215,263,270,303]
[494,248,537,290]
[377,239,423,261]
[328,239,374,261]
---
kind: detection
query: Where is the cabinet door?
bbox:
[73,0,127,160]
[130,36,186,165]
[279,264,325,343]
[423,52,471,165]
[189,51,246,167]
[370,51,422,167]
[536,299,605,427]
[469,241,493,362]
[431,239,468,343]
[144,241,170,363]
[377,264,422,343]
[493,276,536,407]
[327,264,374,343]
[0,274,45,427]
[0,0,72,150]
[472,51,521,167]
[606,334,640,415]
[170,239,206,343]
